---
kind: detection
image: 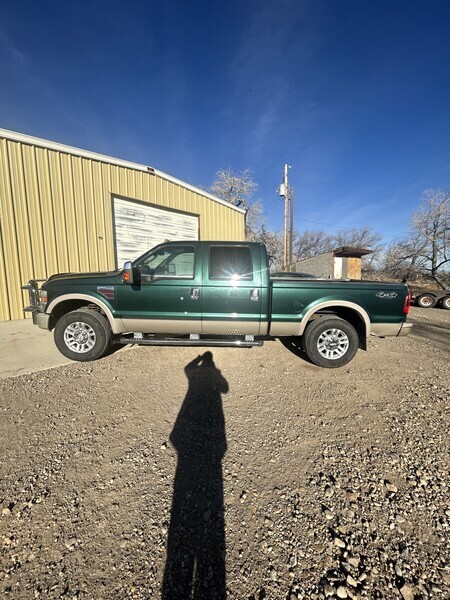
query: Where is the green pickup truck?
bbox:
[22,241,412,368]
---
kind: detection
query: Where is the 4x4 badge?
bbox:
[376,291,398,299]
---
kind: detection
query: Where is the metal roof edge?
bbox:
[152,167,245,213]
[0,128,246,214]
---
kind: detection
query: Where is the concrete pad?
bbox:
[0,319,72,379]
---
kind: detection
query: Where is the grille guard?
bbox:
[21,279,46,312]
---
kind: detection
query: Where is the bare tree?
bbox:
[258,226,284,270]
[383,190,449,288]
[331,226,384,269]
[210,168,257,210]
[244,199,266,240]
[294,226,383,269]
[410,189,449,287]
[209,168,264,240]
[294,230,334,261]
[383,238,423,281]
[332,226,382,250]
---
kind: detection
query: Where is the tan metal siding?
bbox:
[101,163,115,263]
[0,225,8,321]
[0,136,245,321]
[0,139,22,321]
[48,152,69,272]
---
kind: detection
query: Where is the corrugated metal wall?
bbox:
[0,136,245,321]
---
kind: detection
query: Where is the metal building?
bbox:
[0,129,245,321]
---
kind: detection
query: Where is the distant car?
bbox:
[271,271,316,279]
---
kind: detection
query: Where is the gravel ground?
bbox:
[0,307,449,600]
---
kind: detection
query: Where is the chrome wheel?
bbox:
[316,328,349,360]
[63,321,96,353]
[303,316,358,368]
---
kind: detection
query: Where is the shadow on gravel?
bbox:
[278,336,316,366]
[162,352,228,600]
[411,322,450,352]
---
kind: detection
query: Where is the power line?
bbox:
[293,216,402,239]
[293,216,353,229]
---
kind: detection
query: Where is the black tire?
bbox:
[302,316,359,368]
[441,296,450,310]
[416,294,437,308]
[54,308,111,361]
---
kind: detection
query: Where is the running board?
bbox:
[118,337,263,348]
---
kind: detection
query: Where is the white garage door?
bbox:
[113,197,199,267]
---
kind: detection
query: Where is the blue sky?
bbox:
[1,0,449,243]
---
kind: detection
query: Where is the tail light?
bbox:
[403,293,411,315]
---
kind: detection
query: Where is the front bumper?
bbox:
[31,310,51,330]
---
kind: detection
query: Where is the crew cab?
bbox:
[22,241,412,368]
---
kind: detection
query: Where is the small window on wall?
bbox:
[209,246,253,281]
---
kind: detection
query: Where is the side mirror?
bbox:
[123,260,134,285]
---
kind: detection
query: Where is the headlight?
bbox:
[40,290,48,304]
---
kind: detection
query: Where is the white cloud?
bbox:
[0,23,26,65]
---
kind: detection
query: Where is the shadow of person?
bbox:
[162,351,228,600]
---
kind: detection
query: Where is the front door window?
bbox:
[136,245,195,280]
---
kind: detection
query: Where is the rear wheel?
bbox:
[54,308,111,361]
[302,316,359,368]
[441,296,450,310]
[416,294,437,308]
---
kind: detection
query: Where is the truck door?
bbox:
[201,244,262,335]
[117,243,202,334]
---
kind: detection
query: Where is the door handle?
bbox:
[191,288,200,300]
[250,288,259,302]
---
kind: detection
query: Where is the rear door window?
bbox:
[209,246,253,281]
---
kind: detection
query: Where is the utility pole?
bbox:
[278,164,294,270]
[289,186,294,267]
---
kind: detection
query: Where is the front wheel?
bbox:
[54,309,111,361]
[302,316,359,368]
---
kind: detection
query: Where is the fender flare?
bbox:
[296,300,371,337]
[46,294,122,334]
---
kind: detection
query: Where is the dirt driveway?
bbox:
[1,307,449,599]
